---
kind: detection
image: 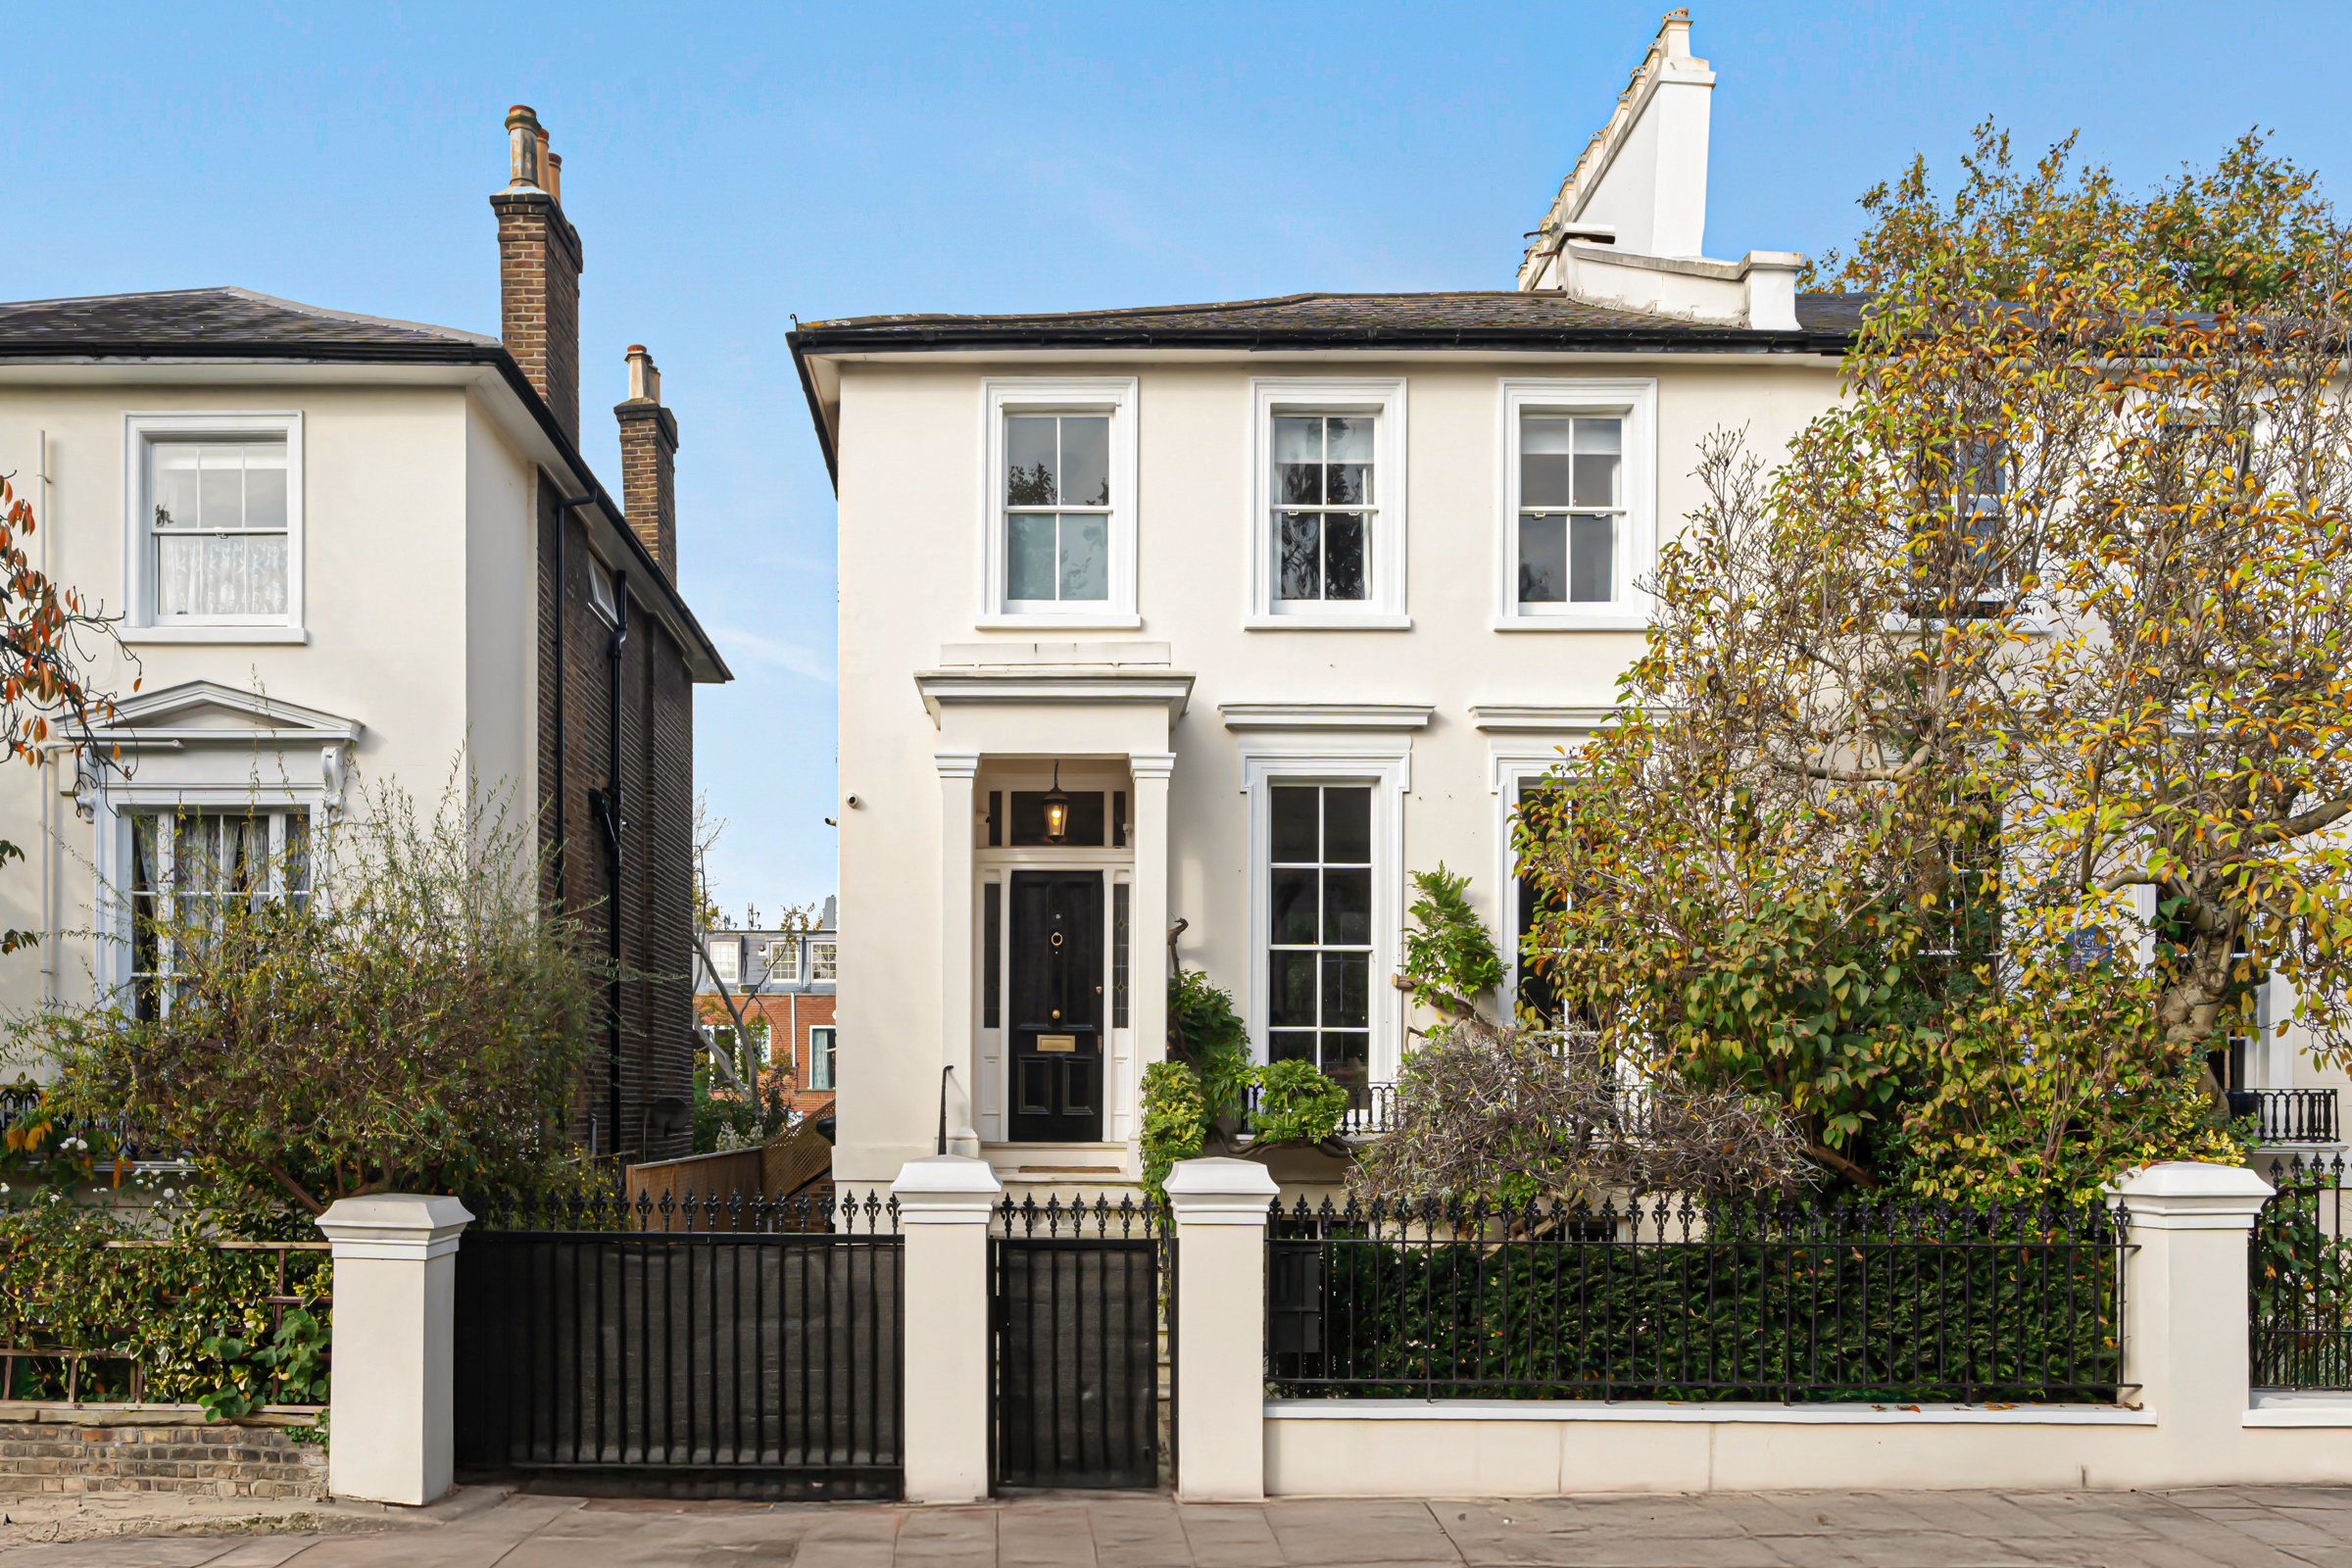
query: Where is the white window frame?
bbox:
[1494,379,1655,630]
[122,411,306,643]
[1248,377,1409,628]
[707,938,741,986]
[980,377,1140,629]
[808,1024,837,1092]
[1240,739,1409,1082]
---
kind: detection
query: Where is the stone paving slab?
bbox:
[5,1485,2352,1566]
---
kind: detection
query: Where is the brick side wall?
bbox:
[536,475,696,1160]
[491,191,584,446]
[0,1421,326,1499]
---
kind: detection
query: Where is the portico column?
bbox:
[936,750,982,1155]
[1129,751,1175,1106]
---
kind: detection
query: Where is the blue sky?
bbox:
[9,1,2346,915]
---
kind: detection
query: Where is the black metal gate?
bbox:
[453,1189,903,1498]
[991,1194,1166,1491]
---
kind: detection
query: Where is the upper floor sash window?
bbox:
[980,379,1139,628]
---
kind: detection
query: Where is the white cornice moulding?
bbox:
[1219,704,1435,731]
[1470,705,1620,733]
[914,669,1196,726]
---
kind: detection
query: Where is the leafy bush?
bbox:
[1140,1060,1206,1201]
[1401,863,1503,1017]
[26,775,602,1215]
[0,1179,330,1411]
[1166,970,1253,1117]
[1248,1058,1348,1147]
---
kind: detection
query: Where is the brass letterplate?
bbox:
[1036,1035,1078,1054]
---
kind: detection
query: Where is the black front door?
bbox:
[1008,870,1103,1143]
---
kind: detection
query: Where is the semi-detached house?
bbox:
[794,13,2346,1194]
[0,107,730,1163]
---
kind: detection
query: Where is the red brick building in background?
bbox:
[699,898,840,1125]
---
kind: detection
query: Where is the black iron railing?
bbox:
[2251,1152,2352,1390]
[2230,1088,2340,1146]
[453,1185,902,1495]
[1268,1194,2131,1404]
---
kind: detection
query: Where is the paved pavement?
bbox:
[4,1485,2352,1566]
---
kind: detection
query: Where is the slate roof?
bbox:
[791,289,1870,353]
[0,286,500,357]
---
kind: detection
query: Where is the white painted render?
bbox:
[0,371,549,1020]
[830,352,1845,1186]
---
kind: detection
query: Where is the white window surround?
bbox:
[979,377,1140,630]
[1238,736,1410,1083]
[1494,378,1655,630]
[122,411,305,636]
[1248,377,1409,629]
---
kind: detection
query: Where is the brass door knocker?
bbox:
[1050,932,1064,948]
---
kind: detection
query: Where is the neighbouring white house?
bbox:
[0,106,730,1162]
[792,13,2344,1191]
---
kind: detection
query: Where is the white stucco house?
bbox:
[792,14,2343,1191]
[0,109,730,1160]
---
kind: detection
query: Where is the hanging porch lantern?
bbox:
[1041,760,1072,845]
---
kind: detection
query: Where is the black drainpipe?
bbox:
[591,571,629,1155]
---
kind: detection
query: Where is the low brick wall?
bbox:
[0,1407,326,1499]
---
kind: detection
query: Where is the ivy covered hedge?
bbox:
[0,1183,329,1412]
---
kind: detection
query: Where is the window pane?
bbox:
[1520,514,1567,603]
[1270,786,1318,862]
[1274,416,1322,504]
[1006,416,1058,505]
[1321,954,1369,1028]
[1322,868,1370,945]
[1325,416,1373,464]
[1570,514,1615,603]
[204,535,247,614]
[1320,1031,1370,1087]
[1278,514,1321,601]
[1112,881,1131,1029]
[984,881,1002,1023]
[1269,951,1318,1027]
[1573,418,1621,508]
[199,446,243,524]
[1323,515,1365,601]
[1267,1031,1317,1064]
[243,445,287,530]
[1322,787,1371,863]
[1007,514,1058,600]
[809,941,837,980]
[249,535,288,615]
[153,445,201,528]
[156,536,201,616]
[1326,463,1370,506]
[1058,513,1108,601]
[1060,416,1109,508]
[1521,416,1574,508]
[1270,867,1319,944]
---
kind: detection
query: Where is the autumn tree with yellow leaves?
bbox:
[1520,126,2352,1201]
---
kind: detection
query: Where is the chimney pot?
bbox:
[547,150,563,205]
[625,345,661,405]
[505,104,544,189]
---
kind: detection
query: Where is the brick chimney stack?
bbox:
[491,105,584,446]
[614,345,678,575]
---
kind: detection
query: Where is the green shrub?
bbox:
[1249,1058,1349,1146]
[1140,1060,1206,1202]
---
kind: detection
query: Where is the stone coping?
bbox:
[0,1402,325,1429]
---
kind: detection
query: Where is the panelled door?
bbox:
[1007,870,1103,1143]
